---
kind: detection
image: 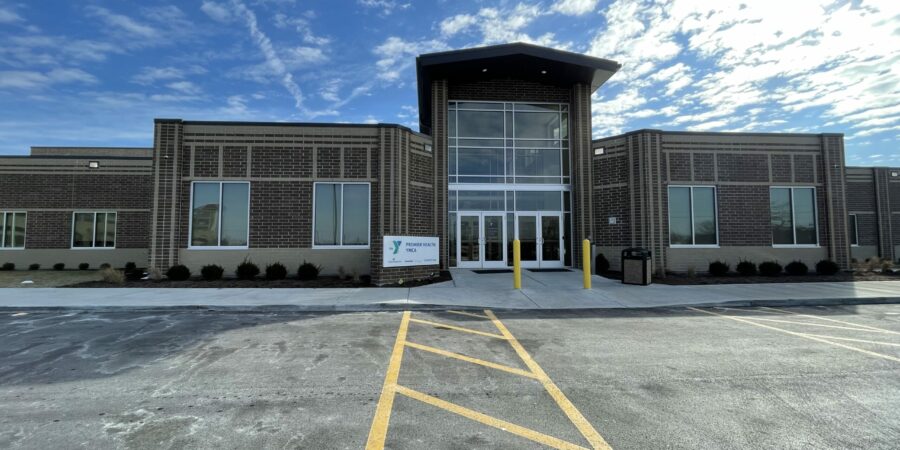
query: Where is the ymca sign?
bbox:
[383,236,439,267]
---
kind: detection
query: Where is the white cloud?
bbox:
[552,0,600,16]
[357,0,411,16]
[85,6,158,39]
[166,81,202,95]
[201,1,232,22]
[374,36,448,83]
[132,66,208,85]
[0,6,23,23]
[0,68,97,89]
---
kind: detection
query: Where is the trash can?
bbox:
[621,248,652,285]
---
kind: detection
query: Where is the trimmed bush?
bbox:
[28,263,40,270]
[265,262,288,280]
[708,260,730,277]
[200,264,224,281]
[1,262,14,271]
[736,260,757,276]
[53,263,66,271]
[78,263,89,270]
[99,263,111,269]
[100,268,125,285]
[166,265,191,281]
[124,262,137,271]
[595,253,610,274]
[360,274,372,285]
[236,260,260,280]
[785,261,808,276]
[297,261,321,281]
[815,259,840,276]
[759,261,782,277]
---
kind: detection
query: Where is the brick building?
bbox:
[0,43,896,283]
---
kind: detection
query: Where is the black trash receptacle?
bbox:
[621,248,652,285]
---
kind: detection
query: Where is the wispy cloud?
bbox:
[0,68,96,89]
[85,6,158,39]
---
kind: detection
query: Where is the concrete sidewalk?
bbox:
[1,268,899,311]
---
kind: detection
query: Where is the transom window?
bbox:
[448,101,570,185]
[1,211,26,249]
[668,186,718,246]
[313,182,370,248]
[72,212,116,248]
[190,182,250,248]
[770,187,818,246]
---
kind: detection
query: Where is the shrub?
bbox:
[53,263,65,271]
[166,265,191,281]
[236,260,260,280]
[78,263,89,270]
[736,260,757,276]
[148,267,163,281]
[28,263,40,270]
[759,261,783,277]
[595,253,610,274]
[708,260,730,277]
[866,256,882,272]
[360,274,372,285]
[1,262,14,271]
[200,264,224,281]
[882,260,895,272]
[124,262,137,271]
[297,261,321,281]
[785,261,809,276]
[686,267,696,278]
[99,263,111,269]
[815,259,840,276]
[100,267,125,285]
[265,262,288,280]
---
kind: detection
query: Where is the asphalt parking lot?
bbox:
[1,305,899,449]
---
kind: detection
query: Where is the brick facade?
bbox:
[846,166,900,263]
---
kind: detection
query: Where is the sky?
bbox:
[0,0,897,166]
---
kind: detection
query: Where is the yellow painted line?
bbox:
[446,310,491,320]
[738,316,892,333]
[395,385,589,450]
[484,310,613,450]
[409,317,506,339]
[689,307,900,364]
[365,311,411,450]
[795,333,900,347]
[405,341,539,379]
[760,306,900,335]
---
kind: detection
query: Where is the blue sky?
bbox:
[0,0,897,166]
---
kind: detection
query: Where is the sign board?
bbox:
[383,236,439,267]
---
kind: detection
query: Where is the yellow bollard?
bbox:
[513,239,522,289]
[582,239,591,289]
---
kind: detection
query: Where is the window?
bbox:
[849,214,858,246]
[72,212,116,248]
[770,187,818,246]
[189,182,250,248]
[1,212,26,249]
[313,183,370,247]
[668,186,718,246]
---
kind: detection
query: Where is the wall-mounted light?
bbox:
[892,171,898,177]
[594,147,605,155]
[540,70,547,74]
[88,161,99,168]
[482,68,488,73]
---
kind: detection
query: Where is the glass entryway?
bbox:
[515,212,563,268]
[457,212,507,268]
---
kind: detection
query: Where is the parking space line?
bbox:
[409,317,507,339]
[395,385,589,450]
[405,341,539,379]
[740,316,892,333]
[446,310,491,319]
[689,307,900,364]
[485,310,613,450]
[760,307,900,335]
[365,311,411,450]
[796,333,900,347]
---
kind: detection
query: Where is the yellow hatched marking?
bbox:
[796,333,900,347]
[485,310,613,450]
[446,309,491,319]
[760,306,900,335]
[739,316,892,333]
[409,317,507,339]
[405,341,539,379]
[365,311,410,450]
[395,385,589,450]
[689,307,900,364]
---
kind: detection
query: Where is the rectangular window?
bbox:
[849,214,858,246]
[668,186,718,246]
[770,187,818,246]
[72,212,116,248]
[190,182,250,248]
[313,183,370,247]
[1,211,26,249]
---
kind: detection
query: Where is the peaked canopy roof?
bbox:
[416,42,621,134]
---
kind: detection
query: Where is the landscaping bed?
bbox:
[599,270,900,285]
[65,271,452,288]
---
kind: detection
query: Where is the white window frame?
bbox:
[187,181,251,250]
[312,182,371,249]
[770,186,819,248]
[0,211,26,250]
[849,213,859,247]
[71,211,117,250]
[667,185,719,248]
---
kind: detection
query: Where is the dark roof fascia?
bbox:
[0,155,152,161]
[167,119,427,136]
[592,129,844,144]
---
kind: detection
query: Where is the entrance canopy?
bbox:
[416,42,621,134]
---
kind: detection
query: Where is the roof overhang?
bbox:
[416,42,620,134]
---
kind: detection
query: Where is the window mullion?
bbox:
[338,184,344,246]
[790,188,797,245]
[689,187,695,246]
[1,212,6,248]
[218,183,224,247]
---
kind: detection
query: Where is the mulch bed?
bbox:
[599,270,900,285]
[65,271,452,288]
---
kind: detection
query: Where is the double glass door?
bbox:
[515,212,563,268]
[457,212,507,268]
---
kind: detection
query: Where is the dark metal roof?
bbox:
[416,42,621,134]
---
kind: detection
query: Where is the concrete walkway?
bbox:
[1,269,899,311]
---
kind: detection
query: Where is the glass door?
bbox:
[458,214,481,268]
[482,214,507,268]
[515,212,564,268]
[515,214,539,268]
[540,213,563,268]
[457,212,507,269]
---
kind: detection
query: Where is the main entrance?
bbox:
[454,211,563,269]
[515,212,564,268]
[457,212,506,268]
